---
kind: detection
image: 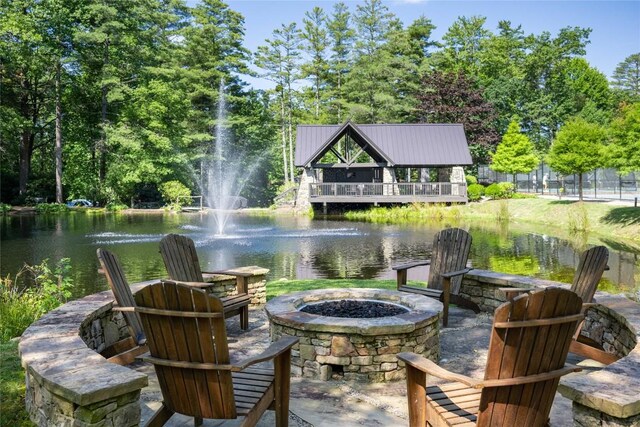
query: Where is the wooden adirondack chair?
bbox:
[135,281,298,427]
[159,233,251,330]
[393,228,476,327]
[503,246,617,364]
[96,248,149,365]
[398,287,584,427]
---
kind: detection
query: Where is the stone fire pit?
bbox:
[266,288,442,382]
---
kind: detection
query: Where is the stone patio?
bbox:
[136,305,580,427]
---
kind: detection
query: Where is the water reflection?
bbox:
[1,212,638,299]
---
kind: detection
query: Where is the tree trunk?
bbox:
[279,90,289,183]
[578,173,583,201]
[19,130,31,196]
[98,38,110,184]
[287,85,294,184]
[55,61,63,203]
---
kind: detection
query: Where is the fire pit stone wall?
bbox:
[266,288,442,382]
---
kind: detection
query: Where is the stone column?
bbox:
[295,168,315,210]
[383,167,397,195]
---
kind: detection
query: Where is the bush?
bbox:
[485,182,514,199]
[0,259,73,342]
[465,175,478,186]
[35,203,68,214]
[105,202,128,211]
[0,203,11,215]
[467,184,485,202]
[159,180,191,210]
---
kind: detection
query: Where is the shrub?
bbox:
[511,192,537,199]
[0,259,73,342]
[0,203,11,215]
[35,203,68,214]
[106,202,128,211]
[159,180,191,210]
[568,202,590,233]
[465,175,478,186]
[467,184,485,202]
[485,182,514,199]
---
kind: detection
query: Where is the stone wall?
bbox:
[458,269,640,426]
[459,270,636,359]
[203,267,268,305]
[271,319,439,382]
[20,292,148,427]
[295,168,315,211]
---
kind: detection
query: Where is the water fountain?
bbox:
[202,79,248,235]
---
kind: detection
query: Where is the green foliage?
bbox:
[607,103,640,174]
[491,120,538,176]
[567,202,590,233]
[344,203,462,223]
[611,53,640,101]
[510,192,537,199]
[35,203,69,214]
[465,175,478,185]
[0,341,31,426]
[105,202,128,212]
[485,182,514,199]
[547,117,605,199]
[495,200,511,222]
[0,203,11,215]
[467,183,485,201]
[159,181,191,210]
[0,259,73,343]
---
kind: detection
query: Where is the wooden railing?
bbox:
[308,182,467,202]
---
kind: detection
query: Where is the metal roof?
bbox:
[294,123,473,167]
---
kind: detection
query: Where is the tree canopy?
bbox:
[490,120,538,179]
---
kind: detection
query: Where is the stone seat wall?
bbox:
[20,268,268,427]
[459,269,640,427]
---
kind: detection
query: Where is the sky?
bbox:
[188,0,640,90]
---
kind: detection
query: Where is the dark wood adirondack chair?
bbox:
[135,281,298,427]
[96,248,149,365]
[503,246,617,364]
[393,228,476,327]
[159,233,251,330]
[398,287,584,427]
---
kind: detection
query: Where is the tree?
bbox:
[546,117,605,200]
[607,103,640,174]
[415,71,500,163]
[435,16,490,76]
[301,7,329,121]
[326,2,354,123]
[611,53,640,101]
[490,120,538,184]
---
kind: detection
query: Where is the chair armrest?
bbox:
[392,260,431,271]
[232,336,299,372]
[161,279,216,289]
[397,352,482,388]
[440,267,472,279]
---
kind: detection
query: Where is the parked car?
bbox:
[66,199,93,207]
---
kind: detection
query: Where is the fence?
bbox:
[477,165,640,201]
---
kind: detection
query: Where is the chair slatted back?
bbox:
[427,228,472,294]
[478,288,583,426]
[96,249,145,345]
[160,234,205,282]
[135,281,236,419]
[572,246,608,304]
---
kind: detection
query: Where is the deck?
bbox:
[308,182,468,203]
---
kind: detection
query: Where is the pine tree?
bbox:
[301,7,329,121]
[612,53,640,101]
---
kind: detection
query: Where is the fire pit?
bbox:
[266,288,442,382]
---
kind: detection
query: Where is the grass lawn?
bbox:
[0,340,31,426]
[266,278,411,300]
[347,198,640,244]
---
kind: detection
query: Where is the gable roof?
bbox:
[294,123,473,167]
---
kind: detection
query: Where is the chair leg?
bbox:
[397,269,408,290]
[274,350,292,427]
[240,306,249,330]
[405,365,427,427]
[442,277,451,328]
[145,402,174,427]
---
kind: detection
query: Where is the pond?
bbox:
[1,211,638,299]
